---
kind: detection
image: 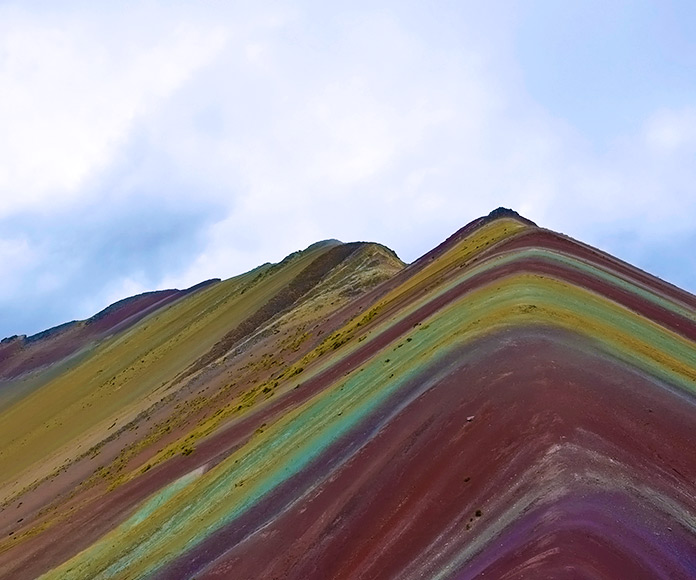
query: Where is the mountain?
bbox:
[1,208,695,579]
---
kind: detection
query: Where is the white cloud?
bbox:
[644,107,696,154]
[1,1,696,337]
[0,3,228,216]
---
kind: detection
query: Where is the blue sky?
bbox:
[1,1,695,338]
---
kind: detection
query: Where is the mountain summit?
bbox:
[1,210,695,579]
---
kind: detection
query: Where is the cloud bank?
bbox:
[1,1,695,338]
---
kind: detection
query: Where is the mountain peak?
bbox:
[485,206,537,226]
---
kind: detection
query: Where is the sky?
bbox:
[1,1,696,339]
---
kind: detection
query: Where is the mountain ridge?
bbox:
[1,209,695,579]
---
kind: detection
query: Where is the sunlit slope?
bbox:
[2,209,696,579]
[0,240,396,497]
[0,239,404,578]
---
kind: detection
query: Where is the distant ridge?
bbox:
[0,279,220,380]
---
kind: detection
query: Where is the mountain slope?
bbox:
[1,209,695,579]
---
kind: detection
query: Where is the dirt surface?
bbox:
[1,211,695,579]
[172,328,696,579]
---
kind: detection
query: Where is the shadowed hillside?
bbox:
[1,209,695,579]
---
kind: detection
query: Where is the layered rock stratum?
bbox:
[1,209,695,579]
